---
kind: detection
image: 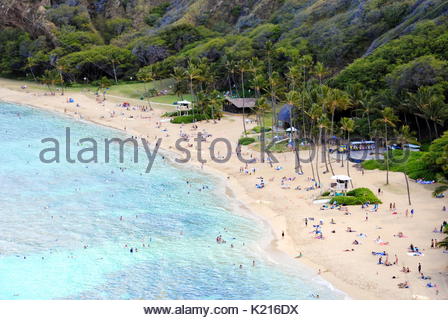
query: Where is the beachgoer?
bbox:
[418,263,422,274]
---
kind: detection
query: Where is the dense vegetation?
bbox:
[0,0,447,181]
[362,132,448,181]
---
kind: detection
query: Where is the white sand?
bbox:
[1,79,447,299]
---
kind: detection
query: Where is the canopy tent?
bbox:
[175,100,192,108]
[176,100,192,105]
[331,175,351,191]
[350,141,375,145]
[278,104,293,123]
[331,175,352,181]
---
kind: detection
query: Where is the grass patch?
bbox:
[330,188,382,206]
[238,137,256,145]
[251,126,272,133]
[170,114,208,124]
[148,94,193,105]
[362,150,436,180]
[268,140,291,153]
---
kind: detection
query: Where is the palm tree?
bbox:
[55,63,66,96]
[306,103,322,184]
[285,90,303,174]
[172,66,186,100]
[323,88,351,175]
[267,71,283,133]
[340,117,356,186]
[286,65,302,91]
[251,74,266,99]
[248,57,263,75]
[225,59,238,95]
[185,60,202,120]
[360,96,376,140]
[237,60,249,136]
[318,115,331,174]
[26,57,38,82]
[208,90,224,121]
[297,55,314,139]
[40,69,60,95]
[394,125,418,205]
[374,107,399,185]
[255,97,270,163]
[314,62,327,87]
[98,76,113,100]
[437,225,448,250]
[265,41,279,133]
[111,58,119,84]
[137,66,155,111]
[325,88,352,137]
[408,87,448,139]
[197,58,212,92]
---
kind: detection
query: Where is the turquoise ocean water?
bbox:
[0,101,345,299]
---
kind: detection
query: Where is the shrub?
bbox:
[362,150,438,180]
[238,137,256,145]
[331,188,381,205]
[144,2,170,26]
[170,114,208,124]
[433,185,448,197]
[252,126,271,133]
[163,110,190,117]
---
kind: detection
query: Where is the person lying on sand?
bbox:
[394,232,406,238]
[398,281,409,289]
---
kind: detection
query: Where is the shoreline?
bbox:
[1,81,447,300]
[0,95,348,299]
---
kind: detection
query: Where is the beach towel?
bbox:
[358,233,367,238]
[416,179,435,184]
[407,252,424,257]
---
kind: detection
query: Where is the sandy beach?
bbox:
[1,79,447,300]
